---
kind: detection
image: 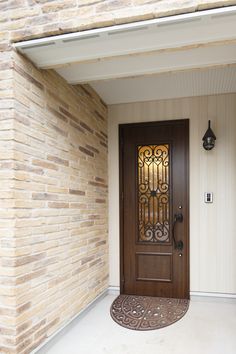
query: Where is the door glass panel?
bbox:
[138,144,170,243]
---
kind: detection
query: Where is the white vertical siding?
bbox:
[108,93,236,294]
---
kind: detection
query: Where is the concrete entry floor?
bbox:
[37,294,236,354]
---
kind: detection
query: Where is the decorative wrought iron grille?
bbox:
[138,144,170,242]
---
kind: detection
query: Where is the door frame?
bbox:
[119,119,190,297]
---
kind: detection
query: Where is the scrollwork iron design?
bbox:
[138,144,170,242]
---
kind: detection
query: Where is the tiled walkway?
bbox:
[37,294,236,354]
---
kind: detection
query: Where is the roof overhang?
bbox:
[13,6,236,104]
[14,7,236,68]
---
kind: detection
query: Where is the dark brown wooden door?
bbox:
[120,119,189,299]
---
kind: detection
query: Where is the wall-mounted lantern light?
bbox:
[202,120,216,151]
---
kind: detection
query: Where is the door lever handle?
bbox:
[174,213,183,223]
[172,213,184,251]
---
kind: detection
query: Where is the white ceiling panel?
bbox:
[55,43,236,84]
[90,66,236,104]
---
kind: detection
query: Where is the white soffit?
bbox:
[56,43,236,83]
[14,6,236,71]
[90,66,236,104]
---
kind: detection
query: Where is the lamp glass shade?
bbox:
[202,120,216,150]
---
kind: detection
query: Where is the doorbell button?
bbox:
[204,192,213,203]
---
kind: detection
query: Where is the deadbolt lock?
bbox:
[176,240,184,251]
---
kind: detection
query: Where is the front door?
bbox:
[120,119,189,299]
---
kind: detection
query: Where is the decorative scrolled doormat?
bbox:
[110,295,189,331]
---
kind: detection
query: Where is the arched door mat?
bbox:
[110,294,189,331]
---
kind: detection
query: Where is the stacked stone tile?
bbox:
[0,0,235,43]
[0,0,235,353]
[0,50,108,354]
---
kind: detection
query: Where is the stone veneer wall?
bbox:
[0,0,236,44]
[1,0,236,353]
[0,50,108,353]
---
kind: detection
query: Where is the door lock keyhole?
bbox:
[176,240,184,251]
[175,213,183,223]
